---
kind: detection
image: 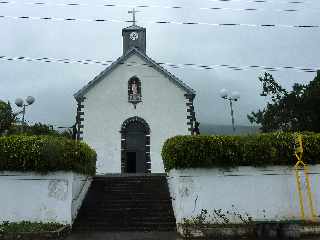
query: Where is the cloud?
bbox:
[1,0,319,126]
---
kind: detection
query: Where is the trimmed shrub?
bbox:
[162,132,320,171]
[0,135,96,175]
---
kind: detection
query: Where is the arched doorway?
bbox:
[120,117,151,173]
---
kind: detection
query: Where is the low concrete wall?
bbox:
[168,166,320,224]
[71,174,91,222]
[0,171,91,225]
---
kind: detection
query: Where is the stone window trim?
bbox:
[185,94,196,135]
[120,116,151,173]
[75,97,86,140]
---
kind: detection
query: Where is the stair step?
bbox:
[78,208,174,212]
[75,215,174,219]
[73,223,176,229]
[73,227,176,232]
[74,223,176,227]
[75,214,174,218]
[72,175,176,232]
[74,219,176,224]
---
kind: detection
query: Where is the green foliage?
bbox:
[182,208,253,239]
[24,123,59,136]
[248,71,320,132]
[0,101,15,135]
[162,133,320,170]
[59,128,74,139]
[0,221,63,233]
[7,122,73,139]
[0,135,96,175]
[182,209,210,239]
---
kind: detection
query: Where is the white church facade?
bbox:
[74,20,196,174]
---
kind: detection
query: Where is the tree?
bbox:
[0,100,76,138]
[0,100,15,135]
[6,121,75,139]
[248,71,320,132]
[25,122,58,136]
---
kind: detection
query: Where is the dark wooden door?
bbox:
[125,122,146,173]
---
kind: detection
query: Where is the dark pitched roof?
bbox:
[122,24,145,31]
[74,48,196,100]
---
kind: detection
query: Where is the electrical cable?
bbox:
[0,1,318,14]
[0,55,318,73]
[0,15,319,29]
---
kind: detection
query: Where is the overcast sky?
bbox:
[0,0,319,128]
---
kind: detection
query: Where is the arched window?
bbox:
[128,76,142,108]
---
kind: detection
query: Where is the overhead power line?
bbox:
[0,1,317,14]
[0,15,319,29]
[208,0,307,3]
[0,55,318,73]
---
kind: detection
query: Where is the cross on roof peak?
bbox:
[128,8,140,26]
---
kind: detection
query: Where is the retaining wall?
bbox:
[168,166,320,224]
[0,171,91,224]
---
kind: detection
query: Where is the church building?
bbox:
[74,12,196,174]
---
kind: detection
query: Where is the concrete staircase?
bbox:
[72,174,176,232]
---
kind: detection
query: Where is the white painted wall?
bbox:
[0,171,90,225]
[83,54,189,174]
[71,174,91,222]
[168,166,320,224]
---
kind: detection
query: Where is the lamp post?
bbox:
[14,96,35,126]
[220,89,240,133]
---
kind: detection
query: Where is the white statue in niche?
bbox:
[131,80,138,96]
[129,79,141,103]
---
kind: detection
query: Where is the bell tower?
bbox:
[122,9,146,54]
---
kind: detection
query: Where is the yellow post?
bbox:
[304,165,317,221]
[294,133,316,222]
[294,165,305,220]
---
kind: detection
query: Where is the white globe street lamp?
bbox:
[231,91,240,101]
[219,88,228,99]
[220,89,240,133]
[26,96,35,105]
[14,98,24,107]
[15,96,36,125]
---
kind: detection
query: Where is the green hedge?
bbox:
[0,135,96,175]
[162,132,320,171]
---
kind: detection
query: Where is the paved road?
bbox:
[65,231,320,240]
[65,231,183,240]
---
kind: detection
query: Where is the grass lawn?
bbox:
[0,221,63,233]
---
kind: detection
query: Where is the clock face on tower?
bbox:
[129,32,139,41]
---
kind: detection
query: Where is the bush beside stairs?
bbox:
[72,174,177,232]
